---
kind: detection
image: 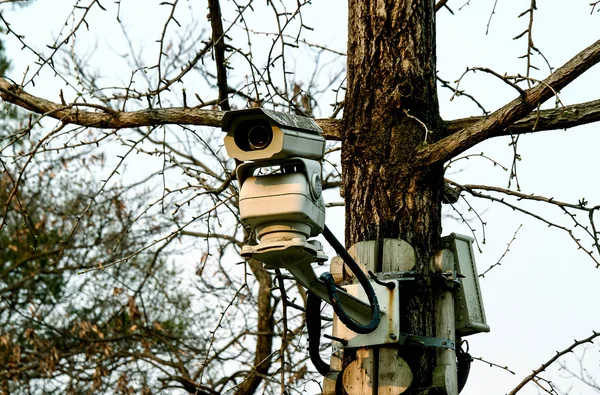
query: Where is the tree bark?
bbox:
[342,1,443,393]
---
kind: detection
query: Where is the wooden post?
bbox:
[323,239,416,395]
[431,250,458,395]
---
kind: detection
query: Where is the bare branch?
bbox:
[155,0,181,107]
[437,75,489,115]
[473,356,516,375]
[180,230,242,248]
[231,259,275,395]
[435,0,453,13]
[419,39,600,165]
[485,0,499,35]
[446,179,600,267]
[0,78,342,139]
[479,225,522,278]
[467,67,526,97]
[445,98,600,136]
[4,76,599,145]
[508,331,600,395]
[208,0,231,110]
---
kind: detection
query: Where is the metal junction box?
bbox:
[331,280,401,351]
[442,233,490,337]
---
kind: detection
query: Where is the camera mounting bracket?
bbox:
[244,240,382,327]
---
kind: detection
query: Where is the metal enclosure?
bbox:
[441,233,490,337]
[331,280,401,350]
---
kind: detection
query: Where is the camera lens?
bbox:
[247,125,272,150]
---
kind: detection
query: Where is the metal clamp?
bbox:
[397,333,456,350]
[430,270,464,290]
[368,270,396,290]
[378,271,419,283]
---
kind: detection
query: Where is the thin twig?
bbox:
[437,75,488,115]
[446,179,600,267]
[473,356,516,375]
[198,283,249,385]
[485,0,499,35]
[479,225,522,278]
[403,108,430,143]
[508,331,600,395]
[445,152,508,171]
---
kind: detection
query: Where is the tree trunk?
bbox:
[342,1,444,393]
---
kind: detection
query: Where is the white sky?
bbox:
[2,1,600,394]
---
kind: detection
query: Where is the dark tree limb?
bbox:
[0,78,223,128]
[172,376,220,395]
[435,0,452,13]
[2,76,599,145]
[0,78,342,139]
[418,39,600,165]
[208,0,230,110]
[444,98,600,137]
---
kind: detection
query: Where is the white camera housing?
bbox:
[237,158,325,240]
[221,109,328,268]
[221,108,326,162]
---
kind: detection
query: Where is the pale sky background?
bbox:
[2,1,600,394]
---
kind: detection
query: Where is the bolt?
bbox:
[323,334,348,345]
[389,333,397,340]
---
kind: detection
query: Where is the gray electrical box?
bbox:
[442,233,490,337]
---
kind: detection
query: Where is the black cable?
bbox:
[321,225,381,334]
[457,348,473,393]
[305,290,330,376]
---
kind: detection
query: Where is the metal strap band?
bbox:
[397,333,455,350]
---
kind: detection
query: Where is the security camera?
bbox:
[221,108,326,162]
[222,109,385,342]
[221,109,327,268]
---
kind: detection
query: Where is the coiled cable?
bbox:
[321,226,381,334]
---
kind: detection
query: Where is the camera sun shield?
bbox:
[222,108,326,162]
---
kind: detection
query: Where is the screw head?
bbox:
[310,173,322,200]
[389,333,397,340]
